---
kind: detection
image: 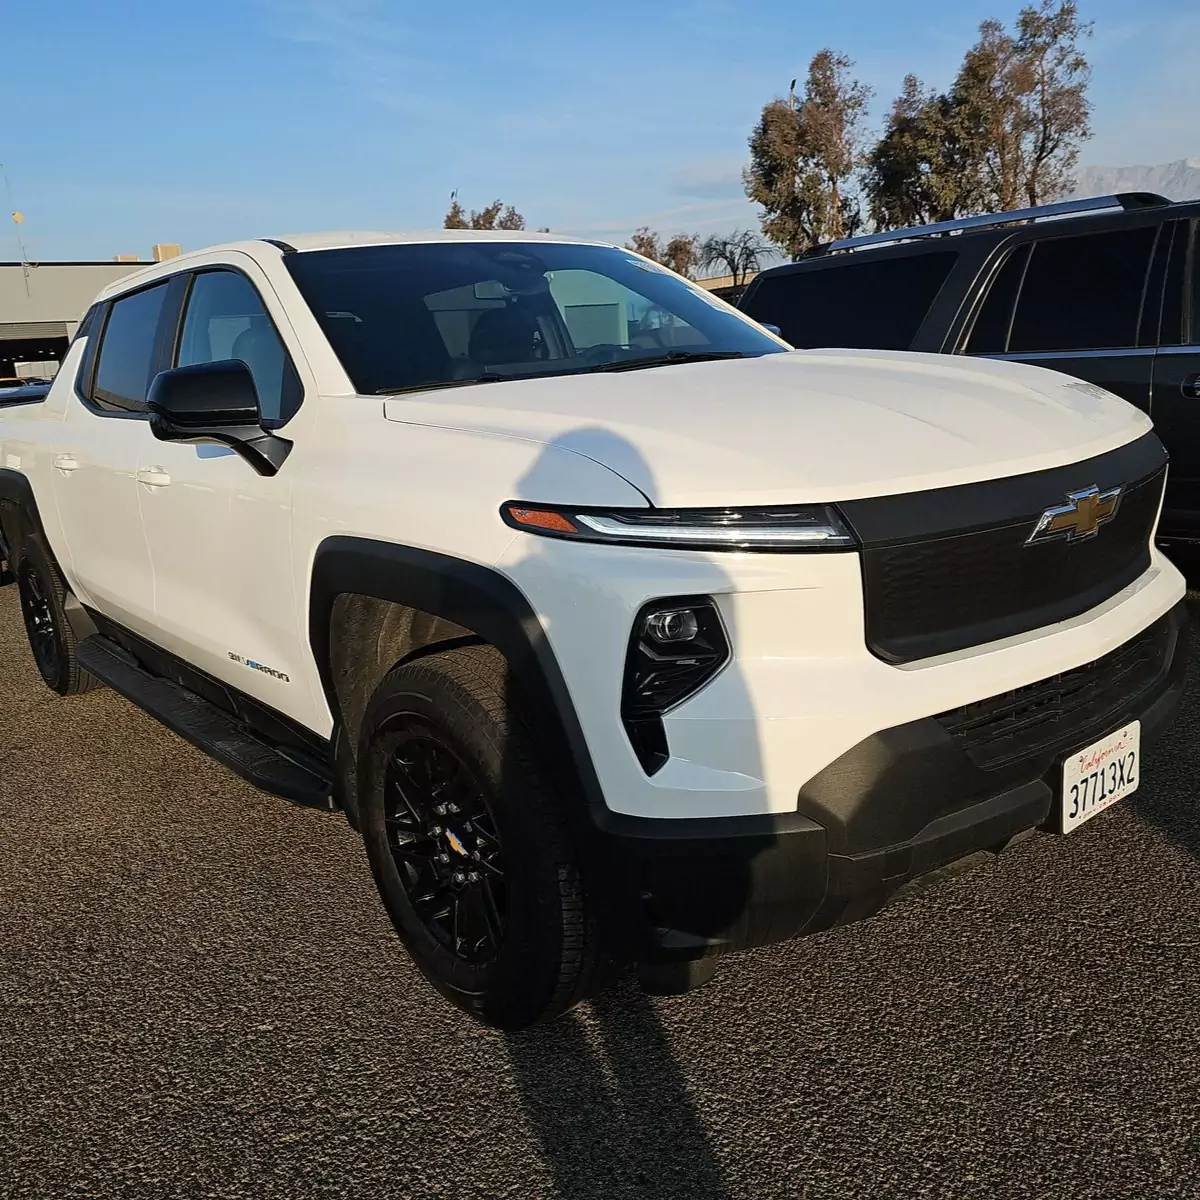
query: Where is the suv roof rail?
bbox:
[812,192,1174,257]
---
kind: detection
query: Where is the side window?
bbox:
[1189,223,1200,344]
[91,283,171,412]
[177,270,300,424]
[742,252,957,350]
[1007,227,1157,353]
[966,245,1030,354]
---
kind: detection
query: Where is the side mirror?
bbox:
[761,322,783,338]
[146,361,291,476]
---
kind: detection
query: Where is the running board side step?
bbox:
[77,635,335,810]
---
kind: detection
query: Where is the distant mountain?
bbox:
[1069,158,1200,203]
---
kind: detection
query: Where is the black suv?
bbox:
[739,193,1200,547]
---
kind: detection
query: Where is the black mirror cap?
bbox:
[147,360,260,428]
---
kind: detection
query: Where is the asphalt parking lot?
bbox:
[1,585,1199,1200]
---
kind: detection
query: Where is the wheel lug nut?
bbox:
[467,871,479,883]
[429,825,442,836]
[452,871,466,884]
[437,852,450,864]
[433,804,447,816]
[446,803,461,814]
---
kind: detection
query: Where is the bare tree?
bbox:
[699,230,773,289]
[745,50,872,257]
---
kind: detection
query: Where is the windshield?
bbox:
[284,241,785,395]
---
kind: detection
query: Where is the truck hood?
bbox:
[382,350,1153,507]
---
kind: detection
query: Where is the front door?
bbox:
[1147,220,1200,538]
[994,224,1162,414]
[136,264,316,727]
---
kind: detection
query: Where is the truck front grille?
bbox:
[839,433,1167,664]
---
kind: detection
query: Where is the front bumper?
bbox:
[596,598,1189,963]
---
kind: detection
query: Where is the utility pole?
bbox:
[0,164,31,296]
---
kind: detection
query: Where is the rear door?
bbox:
[964,222,1163,413]
[1149,219,1200,537]
[52,280,176,635]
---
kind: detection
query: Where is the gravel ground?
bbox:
[1,584,1199,1200]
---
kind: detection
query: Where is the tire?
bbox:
[15,535,101,695]
[333,722,361,831]
[358,644,602,1029]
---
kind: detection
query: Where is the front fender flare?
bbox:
[308,536,608,823]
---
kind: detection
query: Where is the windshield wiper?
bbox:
[588,350,753,374]
[374,373,511,396]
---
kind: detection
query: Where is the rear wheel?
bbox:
[357,644,602,1029]
[16,536,100,695]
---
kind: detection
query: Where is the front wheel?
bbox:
[357,645,603,1029]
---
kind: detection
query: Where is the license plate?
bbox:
[1061,721,1140,834]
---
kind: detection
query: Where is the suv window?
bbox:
[966,245,1031,354]
[1189,223,1200,344]
[91,282,170,412]
[742,252,957,350]
[1007,227,1157,353]
[177,270,299,424]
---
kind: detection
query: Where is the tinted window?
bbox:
[1157,222,1186,346]
[742,252,957,350]
[92,283,170,411]
[1008,227,1156,353]
[1189,223,1200,344]
[966,245,1030,354]
[177,270,300,424]
[284,241,783,396]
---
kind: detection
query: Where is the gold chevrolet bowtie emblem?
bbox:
[1027,484,1123,545]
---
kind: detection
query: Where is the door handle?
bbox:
[1182,374,1200,400]
[52,454,79,473]
[136,467,172,488]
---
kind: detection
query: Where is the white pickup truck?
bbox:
[0,230,1187,1028]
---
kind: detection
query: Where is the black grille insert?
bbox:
[934,615,1174,771]
[840,433,1167,663]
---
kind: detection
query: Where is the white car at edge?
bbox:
[0,229,1187,1028]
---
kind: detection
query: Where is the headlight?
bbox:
[501,502,856,551]
[622,597,730,775]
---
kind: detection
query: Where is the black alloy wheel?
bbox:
[18,556,61,681]
[13,535,100,695]
[384,720,506,965]
[358,645,603,1028]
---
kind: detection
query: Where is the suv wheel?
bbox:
[358,644,602,1029]
[16,536,100,695]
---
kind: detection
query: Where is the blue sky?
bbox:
[3,0,1197,260]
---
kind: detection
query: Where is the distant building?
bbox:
[695,272,758,303]
[0,245,177,377]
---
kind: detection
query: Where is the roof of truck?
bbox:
[274,229,607,252]
[94,229,616,300]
